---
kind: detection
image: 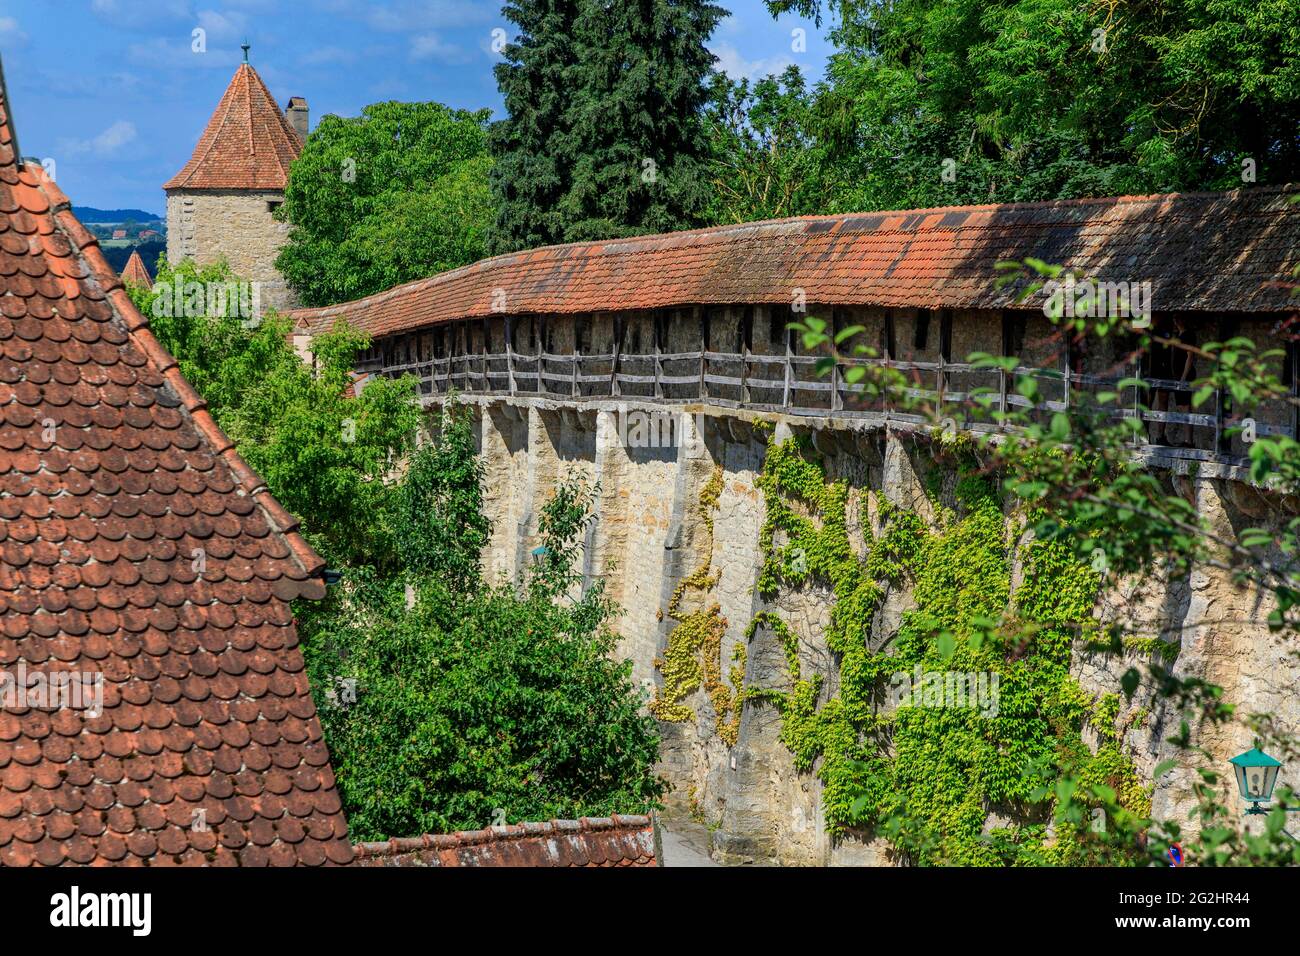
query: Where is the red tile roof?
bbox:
[121,250,151,289]
[163,64,303,192]
[290,186,1300,338]
[351,816,658,867]
[0,70,351,865]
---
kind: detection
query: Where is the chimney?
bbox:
[285,96,309,141]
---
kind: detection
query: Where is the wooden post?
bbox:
[505,316,516,395]
[740,306,752,405]
[611,314,622,398]
[572,317,581,398]
[482,317,490,394]
[830,307,841,412]
[653,311,663,400]
[783,310,793,409]
[883,309,895,415]
[998,310,1010,420]
[537,316,546,396]
[1290,338,1299,441]
[1215,315,1235,457]
[1061,327,1073,412]
[938,309,952,402]
[695,306,706,401]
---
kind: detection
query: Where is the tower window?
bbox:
[267,200,283,214]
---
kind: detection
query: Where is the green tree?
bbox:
[129,258,423,566]
[302,459,665,841]
[391,402,492,581]
[488,0,725,252]
[703,65,838,224]
[487,0,582,255]
[767,0,1300,209]
[277,101,494,307]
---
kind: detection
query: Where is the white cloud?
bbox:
[196,9,248,41]
[709,41,794,82]
[57,120,138,159]
[717,15,745,37]
[93,121,137,155]
[410,32,468,63]
[0,16,26,42]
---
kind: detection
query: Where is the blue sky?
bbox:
[0,0,833,214]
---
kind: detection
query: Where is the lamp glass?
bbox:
[1230,747,1283,803]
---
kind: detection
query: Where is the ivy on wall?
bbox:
[746,436,1151,865]
[650,466,744,745]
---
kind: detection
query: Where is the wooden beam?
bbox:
[505,316,516,395]
[782,307,793,409]
[740,305,752,405]
[1215,315,1236,457]
[938,309,952,403]
[695,306,706,401]
[830,307,841,412]
[998,310,1010,420]
[1290,337,1299,442]
[572,317,580,398]
[611,314,622,398]
[537,315,546,396]
[653,311,663,400]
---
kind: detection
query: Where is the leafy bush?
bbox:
[390,403,491,580]
[301,458,663,841]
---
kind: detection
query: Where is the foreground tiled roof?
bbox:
[290,186,1300,338]
[0,71,349,865]
[121,250,151,289]
[351,816,658,867]
[163,63,302,191]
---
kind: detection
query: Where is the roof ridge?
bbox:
[289,184,1300,326]
[164,62,303,191]
[0,75,350,868]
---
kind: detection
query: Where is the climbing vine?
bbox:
[650,467,743,745]
[747,437,1151,865]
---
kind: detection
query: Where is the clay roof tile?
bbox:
[163,63,303,192]
[0,59,345,866]
[121,250,151,290]
[288,186,1300,338]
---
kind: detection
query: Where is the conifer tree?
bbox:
[488,0,724,253]
[486,0,582,255]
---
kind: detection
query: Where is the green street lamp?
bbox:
[1229,744,1283,815]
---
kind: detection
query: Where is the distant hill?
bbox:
[73,206,163,223]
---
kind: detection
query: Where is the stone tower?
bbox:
[164,55,307,312]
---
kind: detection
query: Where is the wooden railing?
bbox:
[355,313,1299,467]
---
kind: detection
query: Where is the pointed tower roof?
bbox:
[164,62,304,191]
[121,248,152,288]
[0,60,351,865]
